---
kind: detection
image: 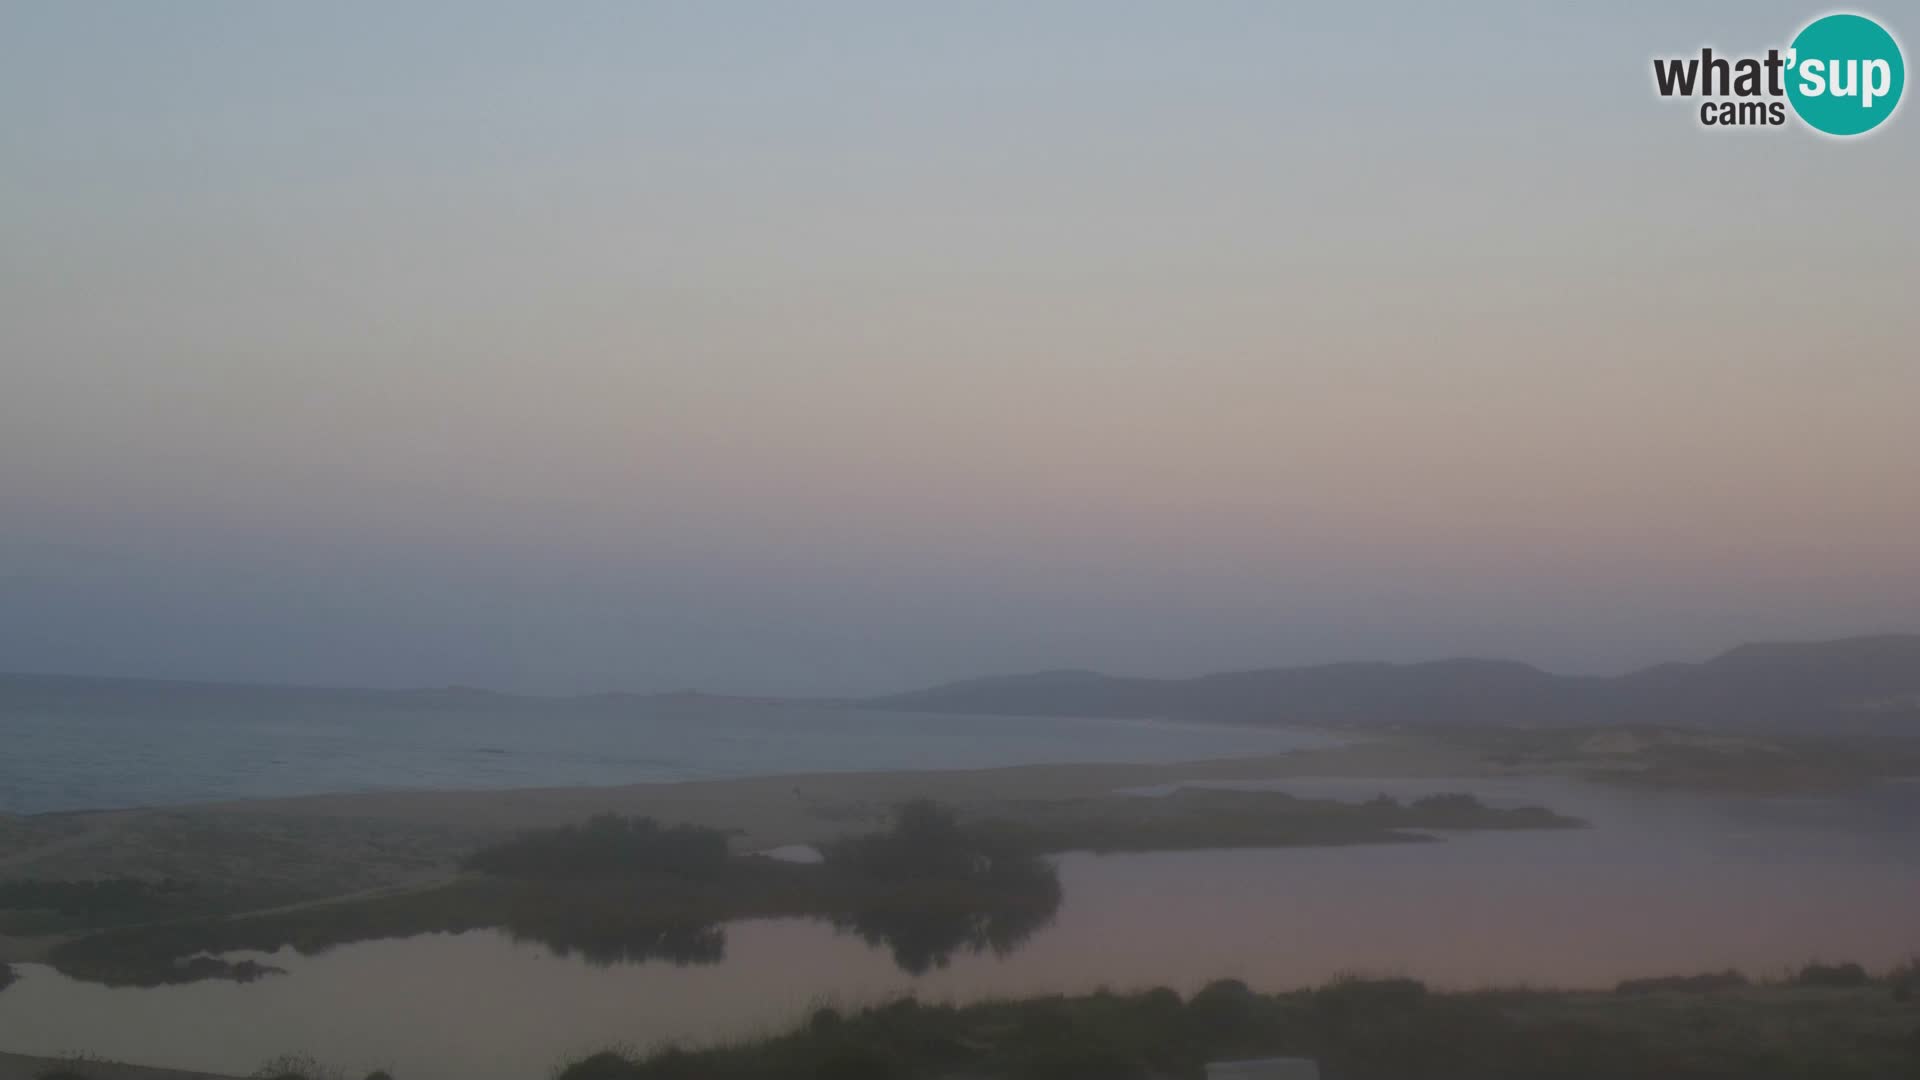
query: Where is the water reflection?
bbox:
[830,884,1062,975]
[509,914,728,968]
[45,858,1066,985]
[501,883,1062,974]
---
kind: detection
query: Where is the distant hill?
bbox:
[5,634,1917,734]
[867,635,1920,733]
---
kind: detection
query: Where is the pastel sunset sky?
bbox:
[3,2,1914,693]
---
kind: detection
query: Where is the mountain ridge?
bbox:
[866,634,1920,733]
[3,634,1916,734]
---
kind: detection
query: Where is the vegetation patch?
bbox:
[553,969,1920,1080]
[1794,961,1871,988]
[1449,725,1920,793]
[1615,971,1750,995]
[1889,958,1919,1002]
[48,803,1061,986]
[43,792,1578,988]
[0,876,205,934]
[22,1051,111,1080]
[959,787,1580,855]
[463,815,730,879]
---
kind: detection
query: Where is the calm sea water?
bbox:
[0,697,1334,815]
[5,776,1918,1080]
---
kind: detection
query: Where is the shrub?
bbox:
[1190,977,1255,1006]
[1006,1041,1149,1080]
[824,801,982,881]
[809,1046,902,1080]
[1794,962,1869,988]
[463,815,730,880]
[1314,976,1429,1022]
[251,1055,343,1080]
[0,877,196,922]
[555,1051,641,1080]
[876,995,921,1014]
[1187,978,1261,1036]
[1615,971,1750,996]
[33,1054,110,1080]
[1139,985,1184,1014]
[1887,958,1919,1002]
[1410,793,1486,813]
[632,1047,704,1080]
[0,877,174,912]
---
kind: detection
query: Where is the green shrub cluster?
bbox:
[1794,961,1870,988]
[463,815,731,880]
[824,800,1031,883]
[1615,971,1750,995]
[554,968,1920,1080]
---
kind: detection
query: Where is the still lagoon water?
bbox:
[5,776,1918,1080]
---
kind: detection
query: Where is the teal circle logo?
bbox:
[1786,13,1905,135]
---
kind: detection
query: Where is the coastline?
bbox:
[0,735,1478,964]
[6,731,1919,1078]
[8,725,1913,970]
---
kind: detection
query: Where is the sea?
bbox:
[0,693,1333,815]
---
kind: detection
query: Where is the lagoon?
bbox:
[4,776,1917,1080]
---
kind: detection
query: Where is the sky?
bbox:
[2,2,1916,695]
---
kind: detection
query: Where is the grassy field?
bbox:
[550,967,1920,1080]
[10,966,1917,1080]
[1444,725,1920,793]
[959,787,1577,854]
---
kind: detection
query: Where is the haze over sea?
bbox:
[0,690,1330,815]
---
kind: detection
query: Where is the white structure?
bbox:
[1204,1058,1321,1080]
